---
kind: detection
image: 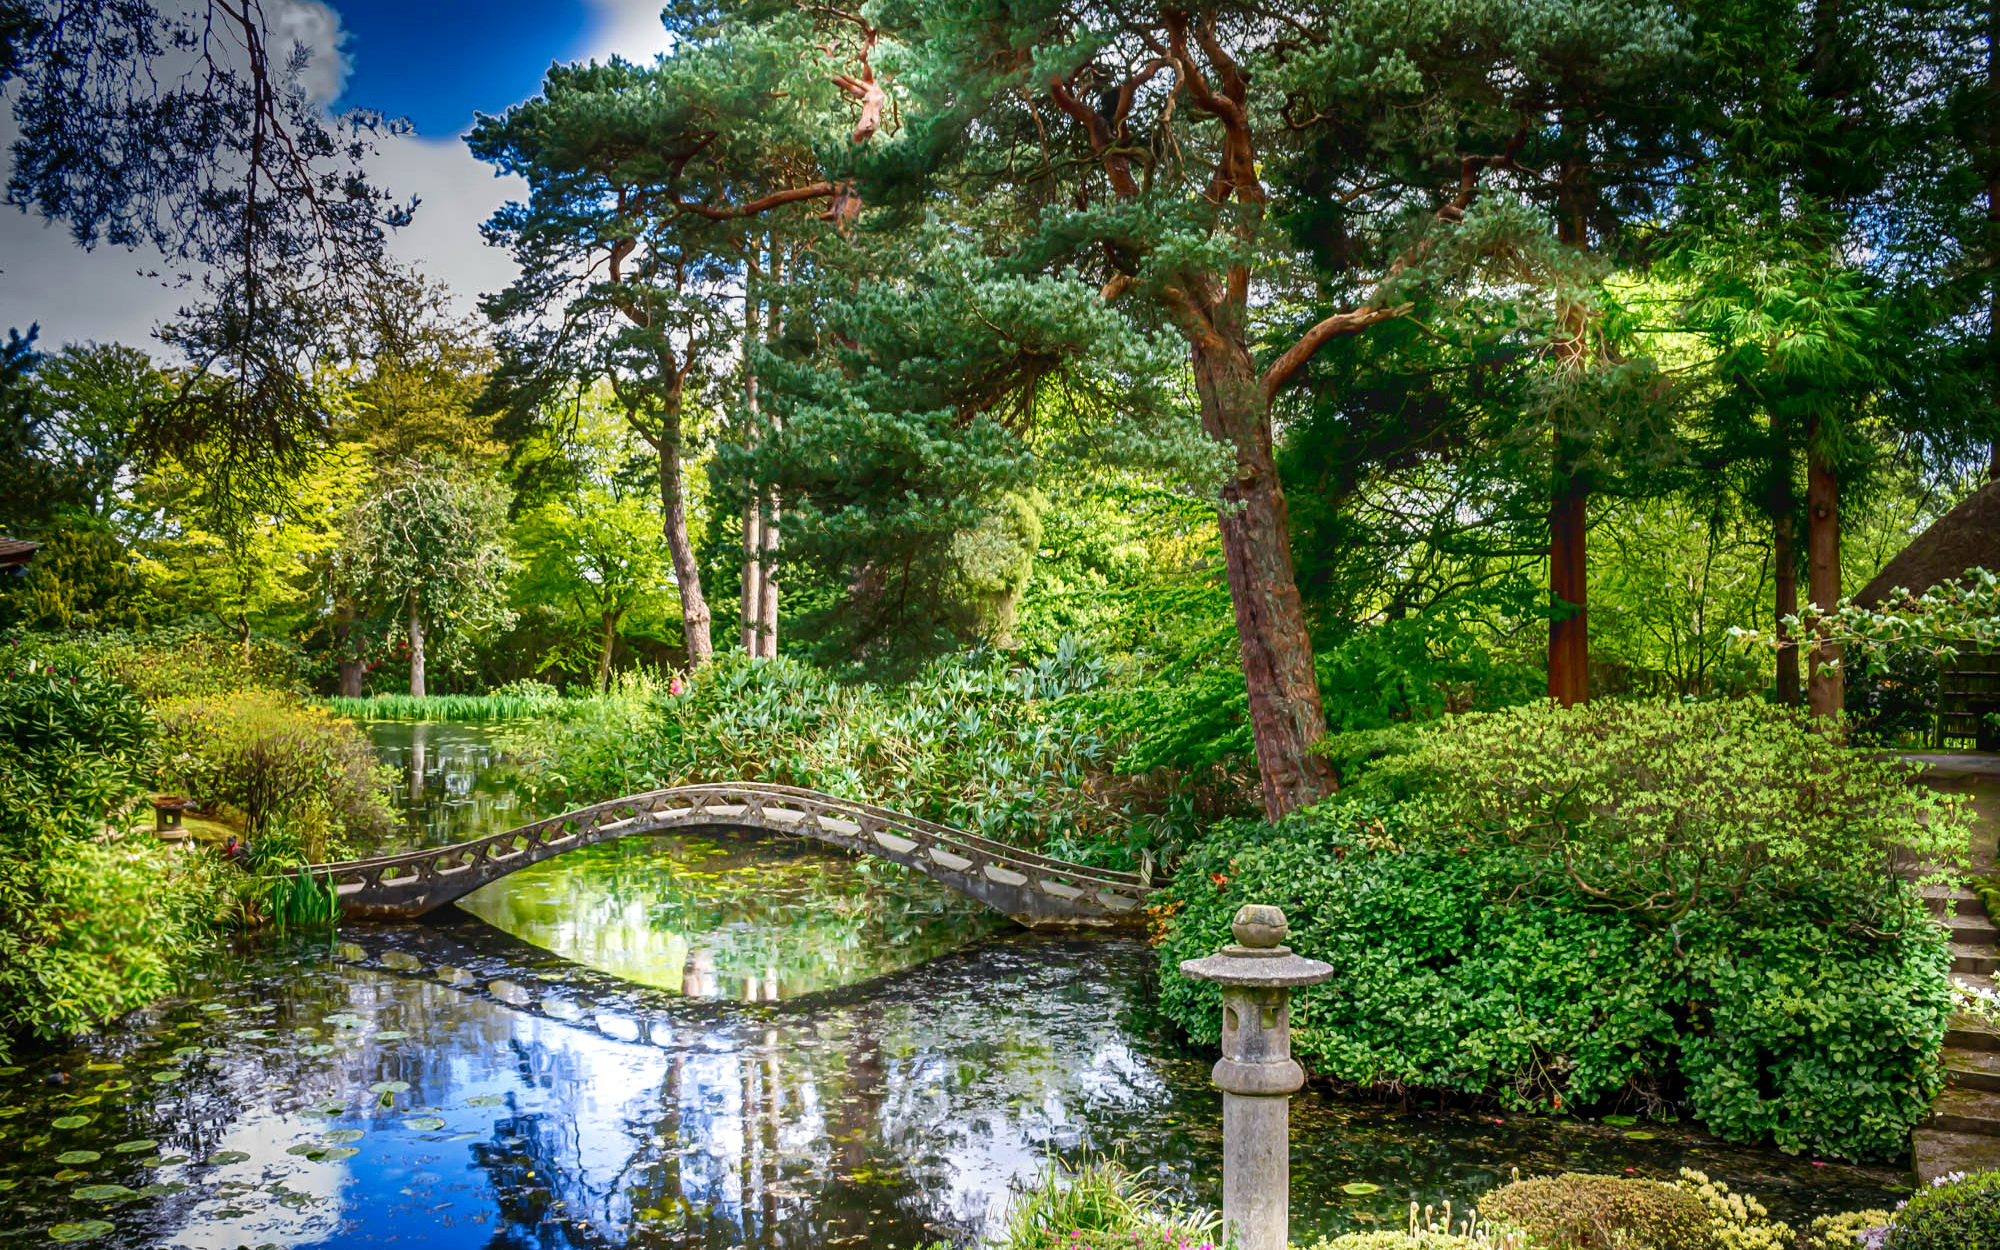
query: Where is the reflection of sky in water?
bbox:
[456,832,1004,1000]
[0,930,1916,1249]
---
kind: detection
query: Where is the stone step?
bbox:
[1946,1013,2000,1052]
[1955,944,1999,976]
[1950,912,2000,943]
[1925,883,1983,914]
[1958,972,1997,995]
[1913,1127,2000,1185]
[1926,1085,2000,1135]
[1947,1049,2000,1092]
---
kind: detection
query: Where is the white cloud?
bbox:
[0,0,684,353]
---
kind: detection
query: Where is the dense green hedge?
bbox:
[1156,701,1965,1161]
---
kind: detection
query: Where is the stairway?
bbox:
[1913,883,2000,1182]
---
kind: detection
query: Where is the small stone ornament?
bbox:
[1178,904,1333,1250]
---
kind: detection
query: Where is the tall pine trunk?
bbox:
[1547,471,1589,706]
[1805,413,1843,721]
[407,599,426,698]
[1191,332,1336,821]
[659,434,712,666]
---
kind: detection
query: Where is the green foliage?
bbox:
[153,690,390,854]
[1346,699,1971,916]
[1884,1170,2000,1250]
[0,662,229,1058]
[510,648,1148,863]
[1155,702,1959,1159]
[993,1158,1222,1250]
[0,526,159,630]
[327,686,564,723]
[1481,1174,1714,1250]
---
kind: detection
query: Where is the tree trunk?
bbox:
[335,600,365,698]
[597,609,621,694]
[1772,509,1800,705]
[1805,417,1843,721]
[1547,472,1589,706]
[1191,334,1335,821]
[407,599,426,698]
[757,488,780,658]
[659,437,713,666]
[741,253,767,656]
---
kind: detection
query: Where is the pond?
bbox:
[0,833,1912,1250]
[356,721,546,857]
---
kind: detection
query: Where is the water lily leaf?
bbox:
[1601,1115,1638,1127]
[81,1064,121,1073]
[402,1117,446,1132]
[367,1081,409,1095]
[55,1151,100,1165]
[172,1047,202,1058]
[202,1049,230,1059]
[0,1066,21,1076]
[209,1150,251,1165]
[0,1178,15,1191]
[64,1096,101,1108]
[1623,1130,1658,1140]
[1341,1182,1382,1195]
[231,1030,271,1041]
[374,1031,409,1041]
[135,1182,186,1198]
[0,1106,23,1118]
[289,1144,359,1163]
[324,1014,366,1029]
[51,1116,93,1130]
[299,1045,334,1057]
[149,1071,182,1084]
[464,1095,503,1107]
[54,1167,90,1182]
[136,1155,188,1168]
[71,1185,135,1201]
[111,1141,156,1154]
[198,1004,228,1013]
[322,1130,364,1144]
[92,1081,129,1093]
[48,1219,115,1242]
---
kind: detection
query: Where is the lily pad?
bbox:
[64,1095,101,1108]
[81,1064,122,1073]
[93,1081,130,1093]
[209,1150,251,1165]
[0,1066,22,1076]
[287,1144,359,1163]
[111,1140,157,1154]
[299,1045,334,1057]
[149,1071,183,1084]
[1623,1130,1658,1140]
[51,1115,93,1130]
[71,1185,135,1201]
[322,1130,364,1144]
[135,1182,186,1198]
[198,1003,228,1014]
[231,1030,272,1041]
[367,1081,409,1095]
[0,1106,24,1118]
[54,1167,90,1182]
[374,1031,409,1041]
[464,1095,503,1108]
[402,1117,446,1132]
[1602,1114,1638,1127]
[47,1219,115,1242]
[136,1155,188,1168]
[55,1151,101,1165]
[1341,1182,1382,1195]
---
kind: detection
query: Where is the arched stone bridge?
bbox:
[298,782,1155,928]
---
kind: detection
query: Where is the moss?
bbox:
[1482,1174,1716,1250]
[1885,1169,2000,1250]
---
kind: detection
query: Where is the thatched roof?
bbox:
[1856,477,2000,606]
[0,537,40,570]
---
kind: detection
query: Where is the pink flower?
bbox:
[669,676,686,696]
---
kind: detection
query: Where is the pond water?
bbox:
[357,721,545,857]
[0,871,1911,1250]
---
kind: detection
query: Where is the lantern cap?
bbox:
[1179,904,1333,988]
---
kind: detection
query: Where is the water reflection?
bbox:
[456,833,1007,1000]
[0,929,1912,1250]
[359,721,544,855]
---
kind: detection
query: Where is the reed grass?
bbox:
[325,692,562,722]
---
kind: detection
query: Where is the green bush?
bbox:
[154,690,391,856]
[993,1158,1221,1250]
[510,650,1150,863]
[1885,1170,2000,1250]
[0,664,230,1058]
[1156,701,1960,1160]
[1480,1175,1715,1250]
[6,624,306,702]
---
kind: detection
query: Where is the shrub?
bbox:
[1884,1170,2000,1250]
[1480,1174,1715,1250]
[0,665,230,1058]
[1345,699,1970,916]
[510,650,1151,863]
[1305,1235,1486,1250]
[154,690,391,856]
[6,624,307,702]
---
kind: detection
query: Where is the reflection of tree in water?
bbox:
[473,1109,621,1250]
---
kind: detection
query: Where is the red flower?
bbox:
[1209,873,1229,887]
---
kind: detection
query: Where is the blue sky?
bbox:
[330,0,598,136]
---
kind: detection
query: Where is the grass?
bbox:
[325,693,563,722]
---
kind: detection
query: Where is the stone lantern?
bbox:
[1180,903,1333,1250]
